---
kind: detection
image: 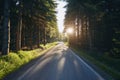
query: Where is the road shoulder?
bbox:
[70,48,114,80]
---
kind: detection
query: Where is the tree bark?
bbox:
[2,0,10,55]
[88,16,92,49]
[37,26,40,48]
[76,18,80,43]
[16,14,22,51]
[43,24,46,46]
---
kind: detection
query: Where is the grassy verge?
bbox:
[0,42,57,80]
[72,47,120,80]
[64,42,69,46]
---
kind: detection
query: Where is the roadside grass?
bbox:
[64,42,69,46]
[72,47,120,80]
[0,42,57,80]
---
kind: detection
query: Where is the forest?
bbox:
[0,0,120,80]
[64,0,120,58]
[0,0,59,55]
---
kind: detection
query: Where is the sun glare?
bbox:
[66,28,73,34]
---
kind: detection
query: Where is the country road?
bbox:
[5,43,105,80]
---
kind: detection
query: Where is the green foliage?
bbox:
[0,53,22,79]
[0,0,59,54]
[45,42,58,48]
[0,42,57,80]
[1,53,23,66]
[17,51,35,63]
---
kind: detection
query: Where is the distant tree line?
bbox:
[0,0,59,55]
[64,0,120,57]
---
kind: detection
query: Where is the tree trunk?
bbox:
[2,0,10,55]
[80,17,84,48]
[43,24,46,46]
[21,25,26,48]
[76,18,80,43]
[85,16,89,49]
[73,22,77,45]
[16,14,22,51]
[88,16,92,49]
[37,26,40,48]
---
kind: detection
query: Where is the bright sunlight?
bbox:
[56,0,67,33]
[66,28,73,34]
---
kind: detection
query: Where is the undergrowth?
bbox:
[0,42,57,80]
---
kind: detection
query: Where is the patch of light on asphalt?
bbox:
[57,57,65,74]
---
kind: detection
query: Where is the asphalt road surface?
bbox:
[9,43,105,80]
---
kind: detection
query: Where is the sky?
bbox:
[56,0,67,33]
